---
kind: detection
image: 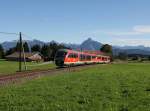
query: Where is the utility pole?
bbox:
[19,32,22,72]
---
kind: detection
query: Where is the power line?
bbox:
[22,33,35,40]
[0,31,36,40]
[0,31,19,35]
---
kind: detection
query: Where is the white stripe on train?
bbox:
[64,60,110,65]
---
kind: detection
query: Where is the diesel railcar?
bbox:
[54,49,110,67]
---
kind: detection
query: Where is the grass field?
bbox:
[0,63,150,111]
[0,60,56,75]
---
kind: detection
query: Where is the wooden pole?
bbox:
[19,32,22,72]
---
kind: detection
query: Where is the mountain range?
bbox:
[1,38,150,56]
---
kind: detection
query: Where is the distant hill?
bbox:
[2,40,19,51]
[1,38,150,56]
[112,47,150,56]
[63,38,103,50]
[2,39,45,51]
[80,38,103,50]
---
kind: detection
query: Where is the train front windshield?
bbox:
[55,50,67,66]
[55,51,67,58]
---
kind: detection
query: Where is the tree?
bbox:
[100,44,113,60]
[148,56,150,61]
[5,47,15,56]
[0,44,4,59]
[40,42,70,61]
[132,55,141,61]
[41,44,52,61]
[49,43,58,60]
[15,42,20,52]
[31,44,41,52]
[118,52,128,60]
[23,42,30,52]
[49,43,69,60]
[100,44,112,54]
[6,42,22,55]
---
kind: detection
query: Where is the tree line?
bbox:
[0,42,69,61]
[100,44,150,61]
[0,43,113,60]
[1,41,148,62]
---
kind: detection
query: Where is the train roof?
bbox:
[58,49,110,57]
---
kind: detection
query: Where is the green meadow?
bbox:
[0,60,56,75]
[0,63,150,111]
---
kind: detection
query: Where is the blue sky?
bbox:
[0,0,150,46]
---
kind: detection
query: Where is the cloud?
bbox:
[133,25,150,33]
[106,31,141,36]
[83,25,150,46]
[111,38,150,47]
[103,25,150,36]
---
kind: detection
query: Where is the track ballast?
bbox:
[0,64,100,85]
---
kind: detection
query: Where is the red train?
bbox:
[54,49,110,67]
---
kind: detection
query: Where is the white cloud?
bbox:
[106,31,141,36]
[83,25,150,46]
[111,38,150,47]
[102,25,150,36]
[133,25,150,33]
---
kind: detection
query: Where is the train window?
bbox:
[80,54,83,60]
[97,57,101,59]
[86,55,91,60]
[80,54,86,60]
[92,56,96,59]
[79,55,81,60]
[74,53,78,58]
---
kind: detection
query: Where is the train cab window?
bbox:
[56,51,67,58]
[68,53,74,58]
[68,53,78,58]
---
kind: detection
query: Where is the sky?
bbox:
[0,0,150,46]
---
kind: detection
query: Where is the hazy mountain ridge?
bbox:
[1,38,150,55]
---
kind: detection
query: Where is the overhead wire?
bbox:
[0,31,19,35]
[21,33,48,67]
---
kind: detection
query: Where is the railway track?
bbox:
[0,64,100,85]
